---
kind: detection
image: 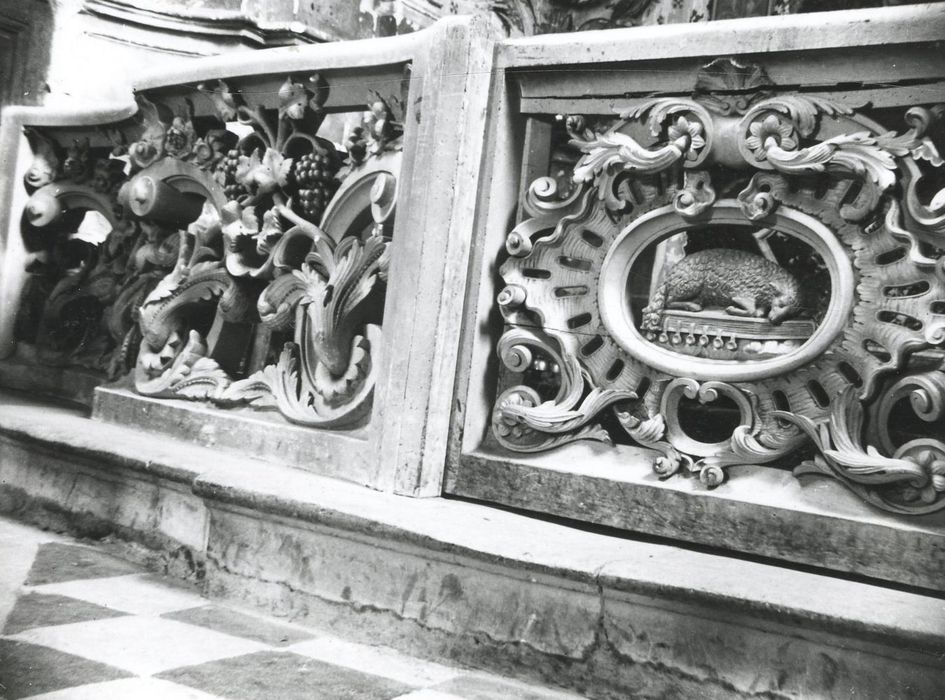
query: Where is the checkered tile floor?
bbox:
[0,518,586,700]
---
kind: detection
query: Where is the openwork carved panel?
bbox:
[492,58,945,515]
[15,73,404,429]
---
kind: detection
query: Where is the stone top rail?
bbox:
[497,2,945,67]
[131,25,427,92]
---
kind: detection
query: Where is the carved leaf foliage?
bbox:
[505,382,636,436]
[764,132,900,190]
[774,388,927,486]
[572,130,684,180]
[196,79,240,121]
[615,410,690,477]
[257,272,306,330]
[694,58,772,100]
[236,148,293,202]
[620,98,698,138]
[297,234,389,377]
[747,95,851,138]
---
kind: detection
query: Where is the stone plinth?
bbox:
[1,389,943,699]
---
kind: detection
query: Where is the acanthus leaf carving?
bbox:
[492,328,637,452]
[776,386,945,513]
[759,131,899,190]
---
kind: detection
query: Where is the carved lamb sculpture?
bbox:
[641,248,803,331]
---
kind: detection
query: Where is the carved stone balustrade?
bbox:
[446,3,945,592]
[0,17,495,494]
[2,7,945,697]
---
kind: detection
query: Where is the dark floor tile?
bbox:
[0,639,132,699]
[156,650,412,700]
[2,591,128,635]
[162,605,314,647]
[25,542,141,585]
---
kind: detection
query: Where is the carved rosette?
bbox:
[493,58,945,515]
[18,75,402,430]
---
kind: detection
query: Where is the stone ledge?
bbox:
[1,390,943,697]
[92,386,372,483]
[448,448,945,593]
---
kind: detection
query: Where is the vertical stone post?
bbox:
[374,15,498,495]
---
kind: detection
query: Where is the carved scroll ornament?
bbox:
[493,58,945,515]
[18,75,402,429]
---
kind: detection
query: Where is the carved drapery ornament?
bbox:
[493,58,945,515]
[17,75,401,429]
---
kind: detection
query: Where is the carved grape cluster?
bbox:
[292,151,339,222]
[216,149,247,201]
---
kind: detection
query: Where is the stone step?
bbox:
[0,516,585,700]
[1,389,943,699]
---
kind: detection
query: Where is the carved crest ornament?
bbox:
[18,75,401,428]
[494,58,945,515]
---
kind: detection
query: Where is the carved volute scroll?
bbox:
[492,58,945,515]
[15,74,404,430]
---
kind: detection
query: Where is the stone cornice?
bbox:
[81,0,336,46]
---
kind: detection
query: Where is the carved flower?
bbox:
[165,116,196,159]
[129,96,166,169]
[564,114,587,138]
[361,97,395,155]
[191,138,216,168]
[129,138,162,169]
[493,390,538,441]
[746,113,798,160]
[898,448,945,504]
[346,126,368,164]
[666,115,706,161]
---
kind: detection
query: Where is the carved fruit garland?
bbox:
[115,78,402,429]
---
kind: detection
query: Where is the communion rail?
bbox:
[1,6,944,698]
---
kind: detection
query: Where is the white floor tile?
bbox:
[287,636,460,687]
[0,516,64,636]
[20,677,225,700]
[390,692,466,700]
[26,574,206,615]
[7,615,266,675]
[0,516,63,546]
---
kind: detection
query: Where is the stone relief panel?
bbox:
[492,58,945,514]
[16,73,403,429]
